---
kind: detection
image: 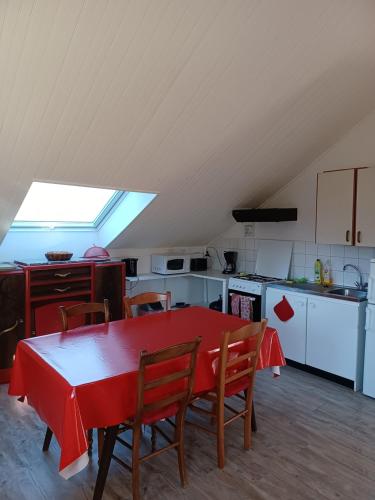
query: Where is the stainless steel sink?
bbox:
[327,287,367,300]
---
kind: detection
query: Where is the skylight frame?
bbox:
[11,184,126,231]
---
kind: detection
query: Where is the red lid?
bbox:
[83,244,110,258]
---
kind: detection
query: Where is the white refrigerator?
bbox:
[363,259,375,397]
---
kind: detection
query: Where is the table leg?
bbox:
[93,425,118,500]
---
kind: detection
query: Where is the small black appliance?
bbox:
[190,257,208,272]
[122,258,138,277]
[223,251,237,274]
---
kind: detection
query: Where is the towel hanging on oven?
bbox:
[230,293,254,321]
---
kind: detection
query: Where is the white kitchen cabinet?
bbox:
[306,296,366,390]
[266,288,307,364]
[316,169,354,245]
[355,168,375,247]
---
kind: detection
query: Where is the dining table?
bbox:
[8,306,285,480]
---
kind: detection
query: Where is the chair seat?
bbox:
[125,403,180,425]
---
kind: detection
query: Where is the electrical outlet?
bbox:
[244,223,255,237]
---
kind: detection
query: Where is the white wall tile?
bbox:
[344,246,359,259]
[343,271,358,287]
[318,244,330,256]
[293,266,305,279]
[343,256,359,268]
[358,258,371,275]
[358,246,374,259]
[331,270,344,285]
[330,245,345,257]
[293,241,306,253]
[293,253,305,267]
[331,256,344,271]
[306,242,318,255]
[305,254,317,269]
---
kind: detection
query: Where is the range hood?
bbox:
[232,208,297,222]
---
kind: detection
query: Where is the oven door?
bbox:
[228,289,262,321]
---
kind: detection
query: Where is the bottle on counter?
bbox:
[314,259,323,284]
[323,260,331,287]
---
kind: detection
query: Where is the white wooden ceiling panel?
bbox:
[1,0,375,248]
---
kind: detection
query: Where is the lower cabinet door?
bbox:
[265,288,307,363]
[306,297,358,380]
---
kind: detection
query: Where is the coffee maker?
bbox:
[223,251,237,274]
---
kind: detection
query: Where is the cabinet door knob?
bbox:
[0,319,19,338]
[345,230,350,242]
[54,286,71,293]
[357,231,361,244]
[310,302,316,309]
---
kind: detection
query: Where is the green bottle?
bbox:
[314,259,322,284]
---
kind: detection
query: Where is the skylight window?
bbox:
[12,182,122,228]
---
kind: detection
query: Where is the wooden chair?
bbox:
[123,291,171,319]
[188,319,267,468]
[42,299,110,458]
[93,336,202,500]
[59,299,110,331]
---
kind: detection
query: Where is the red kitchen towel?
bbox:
[240,296,253,321]
[231,293,240,316]
[274,296,294,322]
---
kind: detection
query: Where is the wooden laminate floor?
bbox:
[1,366,375,500]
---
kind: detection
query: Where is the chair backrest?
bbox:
[135,336,202,424]
[59,299,110,331]
[217,319,267,398]
[123,291,171,319]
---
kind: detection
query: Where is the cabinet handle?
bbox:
[357,231,361,244]
[309,302,316,309]
[345,230,350,242]
[54,272,71,278]
[0,320,19,338]
[54,286,71,293]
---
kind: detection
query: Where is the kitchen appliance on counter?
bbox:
[363,259,375,398]
[190,257,207,272]
[228,240,292,320]
[151,254,190,275]
[122,258,138,277]
[223,251,237,274]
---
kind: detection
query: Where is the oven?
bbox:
[228,288,262,321]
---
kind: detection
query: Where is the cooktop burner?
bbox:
[233,274,280,283]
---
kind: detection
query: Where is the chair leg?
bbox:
[93,425,118,500]
[175,410,187,487]
[132,424,142,500]
[216,401,225,469]
[87,428,93,456]
[97,428,105,461]
[42,427,53,451]
[151,425,157,452]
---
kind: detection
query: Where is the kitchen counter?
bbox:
[267,281,367,302]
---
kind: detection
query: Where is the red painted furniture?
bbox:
[9,306,285,479]
[0,261,125,384]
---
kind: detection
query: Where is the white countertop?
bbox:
[126,270,231,283]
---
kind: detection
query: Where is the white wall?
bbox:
[208,110,375,286]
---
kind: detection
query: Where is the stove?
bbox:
[228,274,283,320]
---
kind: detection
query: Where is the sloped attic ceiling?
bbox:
[1,1,375,248]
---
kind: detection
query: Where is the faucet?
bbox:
[343,264,366,290]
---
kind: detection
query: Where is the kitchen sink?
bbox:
[327,287,367,300]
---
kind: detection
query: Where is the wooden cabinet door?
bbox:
[316,169,355,245]
[306,297,359,381]
[265,288,307,364]
[94,263,125,321]
[355,167,375,247]
[0,274,25,372]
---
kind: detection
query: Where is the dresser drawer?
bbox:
[30,280,91,300]
[30,265,92,284]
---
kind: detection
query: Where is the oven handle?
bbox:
[229,292,256,301]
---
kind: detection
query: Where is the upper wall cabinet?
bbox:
[316,167,375,247]
[356,168,375,247]
[316,169,355,245]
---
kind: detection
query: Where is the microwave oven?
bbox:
[151,254,190,274]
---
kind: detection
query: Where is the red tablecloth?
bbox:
[9,307,285,478]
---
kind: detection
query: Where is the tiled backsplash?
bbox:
[207,237,374,287]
